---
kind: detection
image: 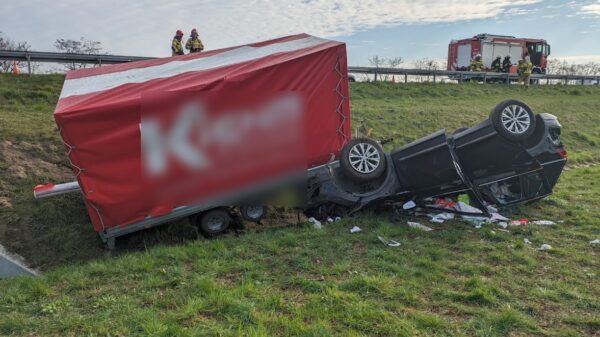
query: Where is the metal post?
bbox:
[483,73,487,84]
[26,55,31,75]
[459,73,463,84]
[433,73,436,83]
[404,73,407,83]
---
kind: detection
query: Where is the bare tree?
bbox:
[413,58,441,82]
[0,31,31,73]
[368,55,386,81]
[547,59,600,84]
[387,57,404,68]
[54,37,104,70]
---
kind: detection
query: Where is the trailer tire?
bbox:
[340,138,386,182]
[240,205,266,223]
[197,209,231,236]
[490,100,536,143]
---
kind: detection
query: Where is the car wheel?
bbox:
[197,208,231,236]
[490,100,536,143]
[340,138,386,182]
[240,205,266,222]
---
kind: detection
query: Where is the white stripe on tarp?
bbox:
[60,36,330,99]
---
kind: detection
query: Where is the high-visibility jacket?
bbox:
[172,38,184,56]
[470,59,483,72]
[185,37,204,53]
[518,61,532,76]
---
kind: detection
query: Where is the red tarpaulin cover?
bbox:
[54,34,351,232]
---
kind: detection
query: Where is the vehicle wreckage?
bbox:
[305,99,566,219]
[33,34,566,248]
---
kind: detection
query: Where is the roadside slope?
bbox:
[0,75,599,336]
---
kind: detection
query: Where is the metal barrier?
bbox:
[348,66,600,85]
[1,49,599,84]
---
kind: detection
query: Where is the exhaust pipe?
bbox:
[33,181,81,199]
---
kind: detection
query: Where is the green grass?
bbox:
[1,74,599,336]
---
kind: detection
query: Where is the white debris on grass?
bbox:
[538,244,552,251]
[428,212,454,223]
[308,217,322,229]
[402,200,416,210]
[377,235,401,247]
[350,226,362,233]
[497,221,508,229]
[408,221,434,232]
[531,220,555,226]
[327,217,334,223]
[334,216,341,222]
[524,238,532,245]
[590,239,600,246]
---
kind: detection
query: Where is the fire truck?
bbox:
[447,34,551,74]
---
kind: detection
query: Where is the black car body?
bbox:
[305,100,566,217]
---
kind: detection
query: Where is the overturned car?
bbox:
[305,100,566,218]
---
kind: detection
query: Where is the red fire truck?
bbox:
[447,34,551,74]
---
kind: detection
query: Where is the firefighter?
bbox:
[171,30,185,56]
[491,56,502,72]
[502,55,512,73]
[185,28,204,53]
[470,54,483,72]
[518,59,532,87]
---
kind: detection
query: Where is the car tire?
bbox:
[240,205,266,222]
[340,138,386,182]
[490,100,536,143]
[197,208,231,236]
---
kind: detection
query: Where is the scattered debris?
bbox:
[350,226,362,233]
[531,220,555,226]
[327,217,334,223]
[377,235,401,247]
[334,216,341,222]
[308,217,322,229]
[428,212,454,223]
[524,238,532,245]
[590,239,600,246]
[402,200,416,210]
[538,244,552,251]
[510,218,529,226]
[490,230,496,235]
[408,221,434,232]
[497,221,508,229]
[433,197,456,208]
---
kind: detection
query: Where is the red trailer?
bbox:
[447,33,551,74]
[35,34,351,247]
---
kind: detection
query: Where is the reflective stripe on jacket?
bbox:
[185,38,204,52]
[172,38,184,56]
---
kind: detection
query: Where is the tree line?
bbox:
[0,31,104,73]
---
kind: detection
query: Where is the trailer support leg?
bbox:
[106,237,116,250]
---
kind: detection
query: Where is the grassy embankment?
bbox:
[0,74,599,336]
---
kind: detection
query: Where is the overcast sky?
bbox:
[2,0,600,66]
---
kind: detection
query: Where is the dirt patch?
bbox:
[0,140,71,182]
[0,140,313,270]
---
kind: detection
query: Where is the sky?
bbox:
[1,0,600,67]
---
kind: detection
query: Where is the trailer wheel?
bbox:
[490,100,536,143]
[340,137,386,182]
[240,205,266,223]
[197,209,231,236]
